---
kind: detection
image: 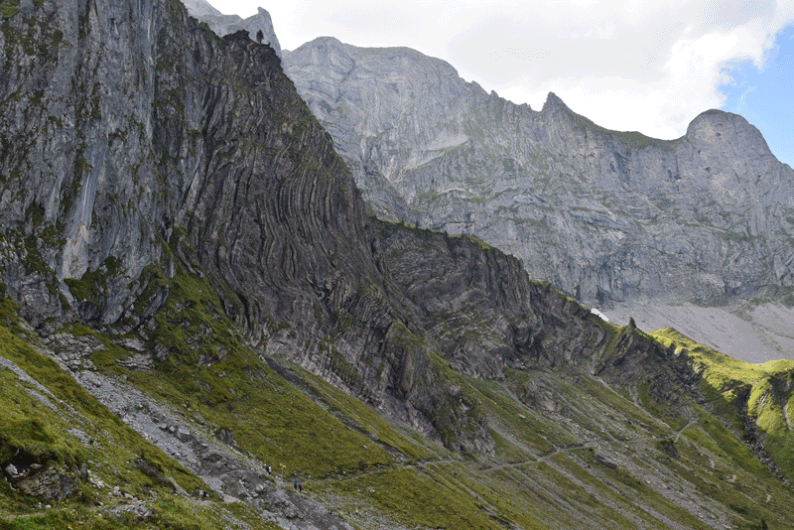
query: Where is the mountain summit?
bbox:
[283,38,794,310]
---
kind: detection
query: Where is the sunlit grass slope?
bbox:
[652,328,794,483]
[0,299,279,530]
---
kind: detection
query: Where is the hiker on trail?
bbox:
[267,464,271,475]
[298,483,303,493]
[294,480,298,490]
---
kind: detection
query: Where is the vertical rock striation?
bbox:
[1,0,624,453]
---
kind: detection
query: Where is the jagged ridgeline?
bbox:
[283,38,794,308]
[1,0,794,528]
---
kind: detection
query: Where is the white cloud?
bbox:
[444,0,791,138]
[214,0,794,139]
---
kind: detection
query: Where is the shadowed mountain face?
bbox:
[3,1,794,528]
[283,37,794,308]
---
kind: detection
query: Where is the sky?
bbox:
[217,0,794,167]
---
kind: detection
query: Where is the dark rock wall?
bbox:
[372,222,611,377]
[0,0,676,454]
[0,0,493,451]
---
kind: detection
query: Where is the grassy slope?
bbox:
[0,307,278,529]
[652,328,794,482]
[3,269,794,529]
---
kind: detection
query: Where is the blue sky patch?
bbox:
[721,25,794,168]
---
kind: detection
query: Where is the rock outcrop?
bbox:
[181,2,282,58]
[283,38,794,307]
[371,221,610,377]
[179,0,220,18]
[0,0,622,454]
[5,2,794,528]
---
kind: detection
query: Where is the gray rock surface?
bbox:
[3,0,794,526]
[179,0,220,17]
[180,2,281,58]
[15,466,80,500]
[0,0,624,455]
[283,38,794,308]
[605,300,794,363]
[39,332,102,371]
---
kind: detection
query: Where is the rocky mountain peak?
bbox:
[685,108,773,155]
[541,91,569,113]
[284,39,794,311]
[297,35,344,50]
[180,1,281,57]
[286,37,355,83]
[286,37,477,101]
[180,0,220,17]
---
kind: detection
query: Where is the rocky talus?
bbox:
[283,37,794,307]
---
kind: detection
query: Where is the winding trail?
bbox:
[674,418,697,443]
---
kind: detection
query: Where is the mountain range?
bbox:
[279,36,794,363]
[1,0,794,528]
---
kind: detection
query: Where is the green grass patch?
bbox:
[549,452,663,529]
[572,447,713,529]
[316,467,503,529]
[651,328,792,388]
[699,416,768,476]
[296,366,440,462]
[652,328,794,479]
[0,496,281,529]
[0,0,19,19]
[426,461,550,529]
[0,325,209,500]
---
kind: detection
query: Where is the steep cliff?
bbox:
[181,2,282,58]
[0,0,489,454]
[283,38,794,308]
[3,0,794,528]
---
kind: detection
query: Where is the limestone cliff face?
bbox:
[0,0,632,453]
[0,0,354,332]
[1,0,172,326]
[283,38,794,307]
[371,222,610,378]
[179,0,220,18]
[180,2,282,58]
